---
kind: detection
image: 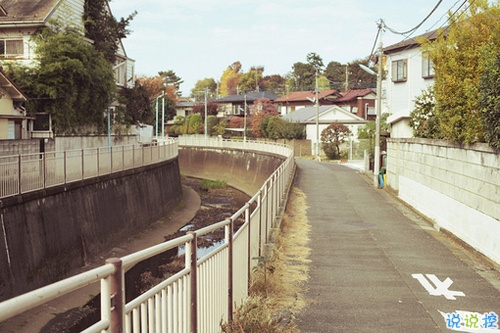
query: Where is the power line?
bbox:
[383,0,444,36]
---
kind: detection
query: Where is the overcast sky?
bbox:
[109,0,464,94]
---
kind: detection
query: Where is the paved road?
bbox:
[293,159,500,333]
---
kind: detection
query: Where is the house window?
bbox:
[0,39,24,58]
[422,54,434,79]
[391,59,407,82]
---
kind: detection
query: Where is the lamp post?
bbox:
[155,92,164,143]
[360,40,383,187]
[204,88,208,139]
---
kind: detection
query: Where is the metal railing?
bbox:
[0,140,178,199]
[0,138,295,333]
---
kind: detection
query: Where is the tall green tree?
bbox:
[7,23,116,134]
[419,0,500,144]
[84,0,136,63]
[324,61,347,91]
[220,61,242,97]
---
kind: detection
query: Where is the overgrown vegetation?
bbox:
[416,0,500,147]
[221,187,310,333]
[199,179,227,191]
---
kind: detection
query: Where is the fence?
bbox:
[0,137,295,333]
[0,140,178,198]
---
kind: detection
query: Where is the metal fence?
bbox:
[0,140,178,198]
[0,137,295,333]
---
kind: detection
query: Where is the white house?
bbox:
[384,30,438,138]
[282,105,367,154]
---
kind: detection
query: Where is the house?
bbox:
[216,91,279,116]
[333,89,377,121]
[0,66,33,139]
[0,0,135,88]
[384,29,438,138]
[282,105,367,154]
[274,90,341,115]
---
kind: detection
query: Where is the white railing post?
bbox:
[106,257,124,333]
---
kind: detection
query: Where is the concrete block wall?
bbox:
[387,138,500,264]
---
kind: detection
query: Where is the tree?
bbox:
[7,23,116,134]
[419,0,500,144]
[239,66,264,93]
[290,62,315,91]
[324,61,347,91]
[251,99,278,137]
[159,70,183,99]
[84,0,136,63]
[346,58,376,89]
[220,61,242,97]
[479,49,500,150]
[192,101,220,118]
[135,75,176,121]
[191,78,218,99]
[321,122,351,160]
[117,82,154,125]
[409,86,439,138]
[306,52,324,72]
[261,74,286,95]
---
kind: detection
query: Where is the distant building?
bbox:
[274,90,341,115]
[216,91,279,116]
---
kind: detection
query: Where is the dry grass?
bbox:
[222,187,311,332]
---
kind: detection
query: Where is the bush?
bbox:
[479,49,500,150]
[321,122,350,160]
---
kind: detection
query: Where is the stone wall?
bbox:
[387,138,500,264]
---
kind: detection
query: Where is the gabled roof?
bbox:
[275,90,340,103]
[335,89,375,103]
[0,0,60,25]
[383,27,448,54]
[216,91,279,103]
[282,105,367,124]
[0,67,27,101]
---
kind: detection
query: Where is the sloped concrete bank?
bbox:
[0,158,182,301]
[178,146,285,196]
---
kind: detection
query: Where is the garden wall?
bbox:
[386,138,500,264]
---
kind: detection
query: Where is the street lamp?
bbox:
[360,41,383,188]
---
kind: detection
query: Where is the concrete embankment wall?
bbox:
[386,138,500,264]
[0,158,182,301]
[178,146,285,197]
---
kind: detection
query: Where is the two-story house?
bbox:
[216,91,280,117]
[384,30,438,138]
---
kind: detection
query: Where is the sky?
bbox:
[108,0,464,94]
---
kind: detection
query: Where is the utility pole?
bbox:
[373,22,383,188]
[315,69,320,161]
[345,66,349,91]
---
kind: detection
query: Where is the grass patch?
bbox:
[221,187,311,332]
[199,179,227,191]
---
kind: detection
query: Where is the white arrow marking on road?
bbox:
[412,274,465,300]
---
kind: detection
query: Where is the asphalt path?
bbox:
[293,159,500,333]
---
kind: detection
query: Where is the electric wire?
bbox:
[383,0,444,36]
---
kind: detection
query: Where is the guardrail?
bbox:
[0,137,295,332]
[0,140,178,199]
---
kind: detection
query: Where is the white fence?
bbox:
[0,140,178,198]
[0,138,295,333]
